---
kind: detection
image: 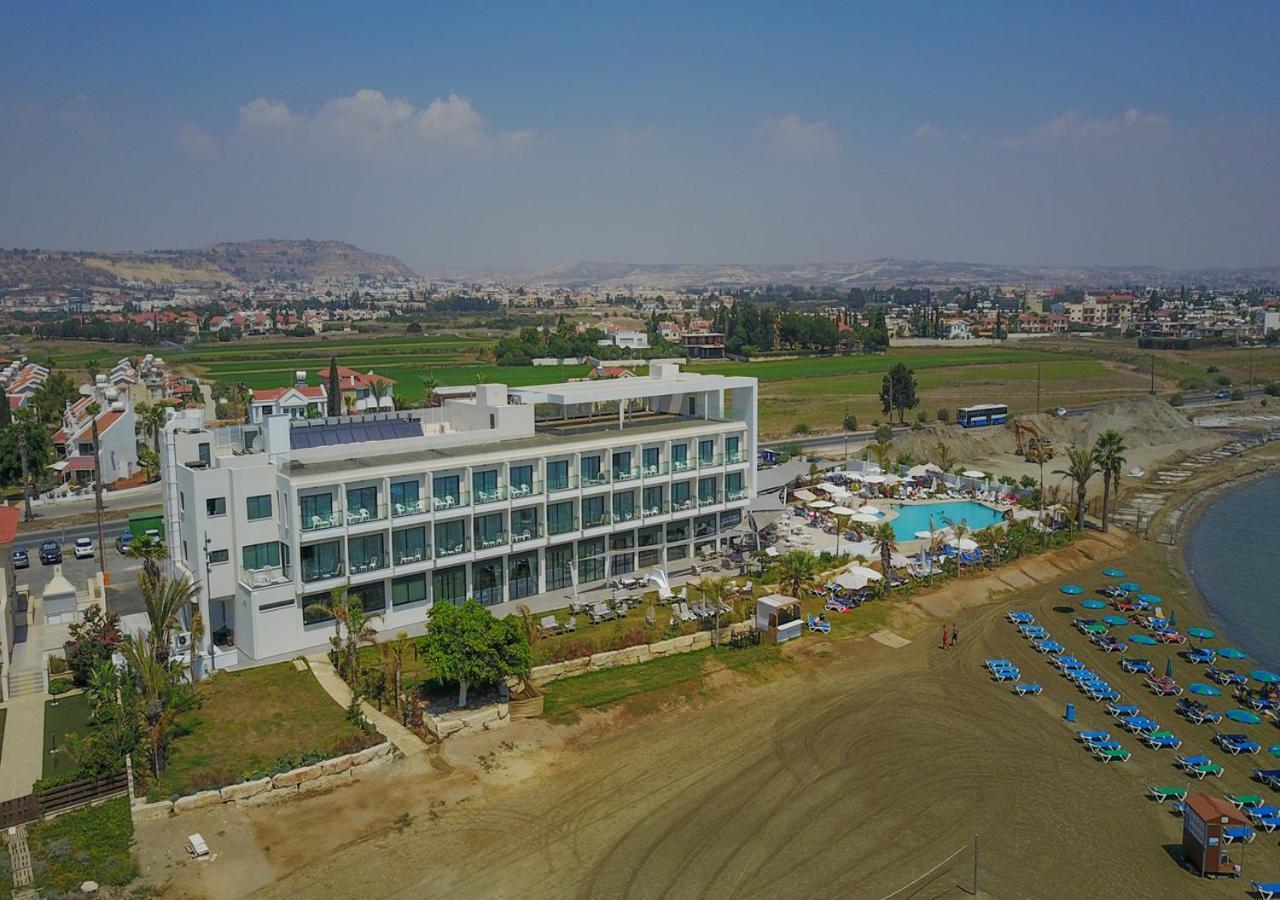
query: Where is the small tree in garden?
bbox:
[695,578,729,646]
[419,599,531,708]
[775,550,817,598]
[872,523,897,595]
[65,604,123,686]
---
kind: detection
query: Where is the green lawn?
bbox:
[43,693,93,778]
[150,661,374,798]
[26,797,138,893]
[687,347,1068,380]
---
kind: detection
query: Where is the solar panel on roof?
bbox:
[289,417,422,450]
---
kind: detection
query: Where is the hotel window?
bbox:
[546,544,574,590]
[301,541,342,581]
[303,591,335,625]
[433,474,461,504]
[642,447,660,474]
[580,454,603,482]
[698,439,715,464]
[511,507,539,540]
[611,451,632,479]
[547,501,575,536]
[472,560,503,606]
[346,485,378,517]
[726,471,744,496]
[720,510,743,531]
[577,537,606,583]
[672,481,692,506]
[241,541,281,572]
[583,495,607,527]
[547,459,570,491]
[208,549,229,565]
[349,581,386,614]
[246,494,272,521]
[666,519,689,543]
[726,435,740,461]
[510,464,534,494]
[612,490,635,522]
[435,519,467,555]
[638,548,662,568]
[698,476,718,503]
[300,493,333,523]
[392,574,428,608]
[348,533,386,571]
[638,525,663,548]
[474,512,505,548]
[509,551,539,601]
[671,443,688,467]
[472,468,500,501]
[392,527,428,564]
[643,486,664,513]
[205,497,226,517]
[695,514,717,538]
[390,480,420,511]
[432,566,467,607]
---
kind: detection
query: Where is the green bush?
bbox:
[874,424,893,442]
[1169,392,1185,407]
[1217,375,1232,386]
[1206,365,1219,373]
[1231,388,1245,401]
[48,677,74,695]
[1264,382,1280,397]
[791,422,811,435]
[937,408,950,423]
[48,655,68,675]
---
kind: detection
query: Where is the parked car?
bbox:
[1054,407,1068,417]
[72,537,95,560]
[1215,389,1232,400]
[39,540,62,565]
[11,549,29,569]
[115,531,134,555]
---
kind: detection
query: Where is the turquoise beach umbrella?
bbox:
[1219,648,1247,660]
[1129,634,1158,646]
[1102,568,1125,578]
[1251,670,1280,685]
[1227,709,1262,725]
[1187,627,1215,640]
[1102,614,1128,626]
[1137,593,1162,604]
[1081,599,1107,610]
[1188,683,1221,697]
[1119,582,1142,592]
[1060,584,1084,595]
[1270,745,1280,758]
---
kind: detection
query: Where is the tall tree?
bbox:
[419,599,531,707]
[878,362,919,424]
[327,357,342,417]
[1093,430,1128,533]
[1055,446,1099,531]
[775,550,816,598]
[872,523,897,595]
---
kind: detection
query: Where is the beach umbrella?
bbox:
[1219,647,1247,660]
[1188,683,1221,697]
[1227,709,1263,725]
[950,537,979,552]
[1129,634,1158,646]
[1102,568,1125,578]
[1165,658,1174,678]
[859,505,883,516]
[1188,627,1216,640]
[807,499,834,510]
[913,530,933,540]
[1137,593,1163,605]
[1081,599,1107,610]
[1059,584,1084,595]
[1119,582,1142,593]
[834,566,882,590]
[1270,745,1280,758]
[1251,670,1280,685]
[1102,614,1128,626]
[1168,610,1177,627]
[851,512,881,525]
[863,474,886,484]
[829,506,857,517]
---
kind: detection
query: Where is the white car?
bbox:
[72,538,95,560]
[1054,407,1068,417]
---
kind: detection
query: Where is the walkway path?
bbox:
[304,655,427,758]
[0,696,46,801]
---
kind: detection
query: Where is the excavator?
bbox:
[1013,420,1054,463]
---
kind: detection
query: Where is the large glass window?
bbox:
[390,480,421,513]
[666,519,690,543]
[578,537,606,583]
[205,497,226,517]
[583,495,608,527]
[349,581,386,614]
[672,480,692,508]
[638,548,662,568]
[643,486,664,515]
[472,560,503,606]
[696,514,718,538]
[612,490,636,522]
[303,591,335,625]
[242,541,281,571]
[611,451,633,480]
[433,474,461,508]
[474,512,506,549]
[301,541,342,581]
[698,476,718,504]
[547,501,575,536]
[672,443,689,470]
[699,439,715,465]
[300,493,334,527]
[433,565,467,606]
[246,494,272,520]
[511,507,539,541]
[547,459,570,491]
[642,447,660,475]
[509,552,539,601]
[392,573,428,607]
[348,533,386,573]
[392,526,428,564]
[720,509,743,531]
[546,544,574,590]
[726,435,741,462]
[510,464,535,496]
[346,485,378,517]
[638,525,663,548]
[472,468,500,503]
[580,454,605,485]
[726,471,745,499]
[435,519,467,556]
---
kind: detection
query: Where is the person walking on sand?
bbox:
[941,625,949,649]
[950,623,959,647]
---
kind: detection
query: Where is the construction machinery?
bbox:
[1014,420,1054,462]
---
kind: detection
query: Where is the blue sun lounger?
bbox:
[1006,611,1034,625]
[983,659,1012,670]
[1252,816,1280,833]
[1014,683,1042,696]
[1142,732,1183,750]
[1052,655,1085,671]
[1033,639,1064,654]
[1077,730,1111,744]
[1223,825,1256,844]
[806,615,831,634]
[1020,624,1048,639]
[1216,733,1262,755]
[1251,882,1280,899]
[1176,755,1212,770]
[991,667,1020,682]
[1248,804,1280,821]
[1120,715,1160,734]
[1186,647,1216,665]
[1254,769,1280,789]
[1108,703,1141,718]
[1121,658,1153,675]
[1087,686,1121,703]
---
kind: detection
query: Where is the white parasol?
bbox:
[829,505,857,516]
[807,499,834,509]
[961,469,987,479]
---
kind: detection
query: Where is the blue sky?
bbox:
[2,2,1277,269]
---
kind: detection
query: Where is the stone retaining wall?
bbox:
[131,741,396,820]
[425,702,510,739]
[530,621,755,686]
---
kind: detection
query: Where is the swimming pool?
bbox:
[888,501,1006,541]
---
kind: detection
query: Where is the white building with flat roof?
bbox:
[161,363,757,670]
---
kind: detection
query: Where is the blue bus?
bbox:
[956,403,1008,428]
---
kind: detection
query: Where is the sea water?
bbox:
[1183,473,1280,670]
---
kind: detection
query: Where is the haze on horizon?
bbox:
[1,2,1277,273]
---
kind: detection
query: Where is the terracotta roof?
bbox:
[0,506,18,545]
[253,386,326,402]
[64,456,96,471]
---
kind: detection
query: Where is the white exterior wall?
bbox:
[97,407,138,483]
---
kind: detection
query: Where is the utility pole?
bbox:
[1249,346,1255,393]
[973,834,980,896]
[1035,364,1041,415]
[843,405,849,462]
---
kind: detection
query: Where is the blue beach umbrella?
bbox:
[1081,599,1107,610]
[1102,568,1125,578]
[1251,670,1280,685]
[1188,683,1221,697]
[1129,634,1158,646]
[1137,593,1163,604]
[1102,614,1129,626]
[1270,745,1280,758]
[1119,582,1142,593]
[1060,584,1084,595]
[1219,647,1247,660]
[1227,709,1262,725]
[1168,610,1177,627]
[1187,627,1216,640]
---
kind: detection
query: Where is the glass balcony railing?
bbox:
[640,462,668,477]
[671,459,696,473]
[583,511,612,528]
[698,493,721,507]
[435,537,471,559]
[475,531,509,551]
[726,487,749,501]
[611,508,637,524]
[432,490,468,511]
[671,497,696,512]
[642,501,670,517]
[547,474,577,493]
[346,504,387,525]
[473,486,507,505]
[612,467,640,483]
[349,554,388,575]
[302,561,345,583]
[547,517,579,537]
[509,480,542,500]
[580,470,610,487]
[391,498,429,518]
[394,547,430,565]
[242,565,291,589]
[300,511,343,532]
[511,524,544,544]
[698,455,722,469]
[725,450,748,465]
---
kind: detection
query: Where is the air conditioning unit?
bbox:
[171,631,193,652]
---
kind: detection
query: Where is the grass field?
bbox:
[43,692,93,778]
[151,661,371,798]
[25,797,139,893]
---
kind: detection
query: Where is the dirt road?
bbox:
[140,537,1278,899]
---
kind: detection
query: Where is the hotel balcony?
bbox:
[473,486,508,507]
[346,504,388,530]
[547,517,579,538]
[611,466,640,483]
[642,501,670,518]
[726,487,749,502]
[547,474,578,494]
[671,497,697,513]
[432,490,469,512]
[510,524,544,545]
[698,493,721,508]
[671,459,697,474]
[391,498,431,519]
[697,454,722,469]
[580,471,611,488]
[509,480,542,501]
[300,511,344,533]
[239,565,291,591]
[435,537,472,560]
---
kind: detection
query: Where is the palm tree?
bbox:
[775,550,817,598]
[130,533,168,582]
[1055,446,1099,531]
[136,402,167,451]
[975,525,1003,568]
[341,596,381,687]
[869,439,894,474]
[871,523,897,595]
[305,587,350,671]
[931,439,955,473]
[141,572,200,662]
[696,578,728,646]
[119,633,186,777]
[378,632,412,720]
[1093,430,1128,533]
[13,408,44,521]
[421,376,440,408]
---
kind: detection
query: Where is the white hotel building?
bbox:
[160,364,757,670]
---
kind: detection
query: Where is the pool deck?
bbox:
[781,496,1014,559]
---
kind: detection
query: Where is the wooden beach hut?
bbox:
[755,594,802,644]
[1181,792,1248,879]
